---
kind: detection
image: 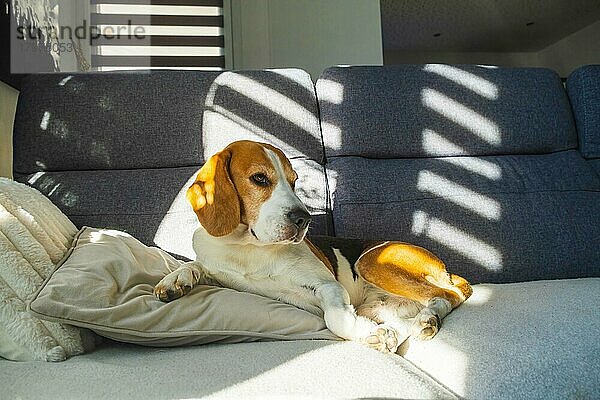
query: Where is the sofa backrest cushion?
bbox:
[567,64,600,159]
[13,69,329,259]
[14,69,324,171]
[317,65,577,158]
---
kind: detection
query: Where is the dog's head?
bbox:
[187,140,311,245]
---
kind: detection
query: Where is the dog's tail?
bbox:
[450,274,473,301]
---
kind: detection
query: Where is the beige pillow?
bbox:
[29,227,338,346]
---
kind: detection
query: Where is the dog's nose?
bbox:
[287,208,311,230]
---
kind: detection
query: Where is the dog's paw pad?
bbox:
[154,283,188,302]
[411,311,441,340]
[361,324,399,353]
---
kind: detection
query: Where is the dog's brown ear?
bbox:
[187,149,241,236]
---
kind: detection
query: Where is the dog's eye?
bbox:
[250,173,271,187]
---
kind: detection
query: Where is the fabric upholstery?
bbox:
[0,340,458,400]
[317,64,577,158]
[13,69,323,171]
[590,159,600,177]
[403,278,600,400]
[327,150,600,283]
[567,64,600,159]
[29,227,339,346]
[14,167,200,260]
[13,69,331,253]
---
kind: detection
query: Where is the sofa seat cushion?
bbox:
[29,227,340,346]
[327,150,600,283]
[402,278,600,400]
[0,340,458,399]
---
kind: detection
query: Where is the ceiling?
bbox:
[380,0,600,52]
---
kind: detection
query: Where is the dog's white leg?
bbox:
[410,297,453,340]
[315,282,400,353]
[153,261,214,302]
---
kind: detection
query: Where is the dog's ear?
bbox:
[187,149,241,236]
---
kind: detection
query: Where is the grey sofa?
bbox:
[2,64,599,399]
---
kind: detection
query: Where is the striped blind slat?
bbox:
[91,0,223,6]
[91,55,225,67]
[90,0,225,71]
[92,35,224,46]
[90,15,223,26]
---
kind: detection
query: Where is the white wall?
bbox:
[0,81,18,179]
[231,0,383,79]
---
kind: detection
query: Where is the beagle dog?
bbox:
[154,140,472,353]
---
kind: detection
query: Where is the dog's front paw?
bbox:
[410,309,441,340]
[361,324,400,353]
[154,267,195,302]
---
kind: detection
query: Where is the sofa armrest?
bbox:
[567,64,600,159]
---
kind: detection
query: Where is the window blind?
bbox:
[90,0,225,71]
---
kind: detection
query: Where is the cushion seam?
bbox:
[63,210,328,217]
[13,156,324,176]
[325,148,581,162]
[334,188,600,206]
[27,308,339,341]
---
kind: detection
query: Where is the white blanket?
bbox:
[0,177,86,361]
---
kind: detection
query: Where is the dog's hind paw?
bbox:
[46,346,67,362]
[410,309,441,340]
[361,324,400,353]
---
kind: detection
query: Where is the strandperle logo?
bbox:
[16,19,147,47]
